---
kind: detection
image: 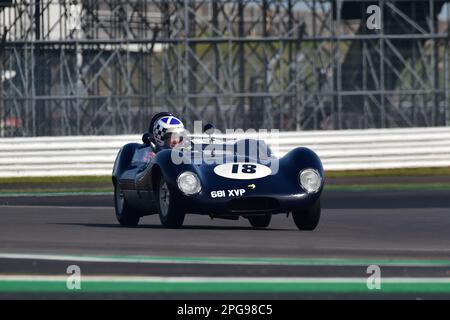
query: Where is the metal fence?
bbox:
[0,1,449,137]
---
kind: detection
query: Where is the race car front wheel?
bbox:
[114,183,140,227]
[156,175,185,228]
[248,214,272,228]
[292,200,321,231]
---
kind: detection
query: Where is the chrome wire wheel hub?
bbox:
[159,181,170,217]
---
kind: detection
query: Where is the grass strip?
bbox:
[326,167,450,178]
[0,167,449,185]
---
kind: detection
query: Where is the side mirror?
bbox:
[203,123,215,134]
[142,133,151,145]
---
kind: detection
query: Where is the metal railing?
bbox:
[0,127,449,177]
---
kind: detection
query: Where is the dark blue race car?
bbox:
[112,115,324,231]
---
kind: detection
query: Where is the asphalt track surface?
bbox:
[0,190,450,299]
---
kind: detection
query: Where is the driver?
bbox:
[152,115,185,152]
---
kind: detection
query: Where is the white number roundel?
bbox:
[213,162,272,180]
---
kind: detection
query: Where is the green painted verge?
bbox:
[0,279,449,294]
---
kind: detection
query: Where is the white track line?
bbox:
[0,275,450,284]
[0,253,450,267]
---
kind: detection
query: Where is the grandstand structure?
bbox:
[0,0,448,136]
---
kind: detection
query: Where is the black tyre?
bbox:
[292,200,321,231]
[248,214,272,228]
[156,175,185,228]
[114,183,140,227]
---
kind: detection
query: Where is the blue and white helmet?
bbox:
[152,115,185,149]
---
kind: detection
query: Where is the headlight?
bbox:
[177,171,201,195]
[299,169,322,194]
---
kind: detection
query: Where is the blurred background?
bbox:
[0,0,449,136]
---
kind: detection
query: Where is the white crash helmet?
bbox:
[152,115,185,149]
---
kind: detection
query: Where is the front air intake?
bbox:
[228,197,279,213]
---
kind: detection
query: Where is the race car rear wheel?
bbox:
[156,175,185,228]
[248,214,272,228]
[292,200,321,231]
[114,183,140,227]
